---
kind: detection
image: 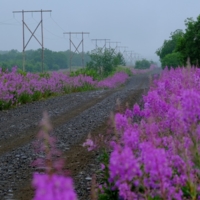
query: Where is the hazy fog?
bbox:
[1,0,200,63]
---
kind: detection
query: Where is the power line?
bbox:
[0,18,15,23]
[106,41,121,55]
[50,16,66,32]
[117,46,128,53]
[31,16,66,40]
[91,39,110,52]
[0,11,129,62]
[13,17,22,25]
[0,22,21,26]
[43,27,66,39]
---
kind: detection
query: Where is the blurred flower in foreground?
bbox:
[32,173,76,200]
[32,112,77,200]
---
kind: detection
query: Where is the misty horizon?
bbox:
[1,0,200,63]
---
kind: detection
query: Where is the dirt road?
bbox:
[0,70,160,200]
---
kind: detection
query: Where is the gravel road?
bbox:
[0,69,161,200]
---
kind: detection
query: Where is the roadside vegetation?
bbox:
[0,68,128,110]
[90,65,200,199]
[0,48,139,110]
[32,65,200,200]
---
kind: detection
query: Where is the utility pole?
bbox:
[63,32,90,71]
[117,46,128,66]
[117,46,128,53]
[125,51,135,66]
[119,46,128,61]
[91,39,110,52]
[13,9,52,72]
[133,53,140,63]
[106,41,121,55]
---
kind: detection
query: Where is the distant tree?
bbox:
[0,49,84,72]
[156,29,184,68]
[135,59,154,69]
[0,48,93,72]
[114,52,126,66]
[87,48,126,76]
[0,62,9,70]
[176,15,200,66]
[0,51,8,55]
[156,15,200,68]
[52,64,60,71]
[25,63,34,72]
[156,29,184,60]
[161,52,183,69]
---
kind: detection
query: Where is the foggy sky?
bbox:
[1,0,200,63]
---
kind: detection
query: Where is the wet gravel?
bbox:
[0,70,160,200]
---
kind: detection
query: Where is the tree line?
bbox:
[0,47,156,72]
[0,49,91,72]
[134,59,156,69]
[156,15,200,69]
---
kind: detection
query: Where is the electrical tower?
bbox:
[13,9,52,72]
[106,41,121,55]
[117,46,128,66]
[125,51,135,66]
[91,39,110,53]
[63,32,90,71]
[133,53,140,62]
[117,46,128,53]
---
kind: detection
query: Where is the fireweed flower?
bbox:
[124,108,133,118]
[115,113,128,131]
[109,145,142,185]
[107,67,200,199]
[118,182,138,200]
[97,72,128,89]
[32,173,77,200]
[0,67,129,108]
[82,138,97,151]
[122,128,140,150]
[32,112,77,200]
[132,103,141,116]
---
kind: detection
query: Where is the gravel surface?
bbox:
[0,69,161,200]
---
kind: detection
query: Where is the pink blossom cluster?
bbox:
[32,173,77,200]
[32,112,77,200]
[97,72,129,89]
[82,138,97,151]
[109,66,200,199]
[0,67,129,106]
